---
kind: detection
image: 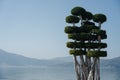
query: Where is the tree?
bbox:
[65,6,107,80]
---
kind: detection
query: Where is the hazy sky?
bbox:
[0,0,120,59]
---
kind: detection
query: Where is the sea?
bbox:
[0,66,119,80]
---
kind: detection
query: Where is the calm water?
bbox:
[0,66,119,80]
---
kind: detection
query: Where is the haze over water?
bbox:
[0,67,119,80]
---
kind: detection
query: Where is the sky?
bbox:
[0,0,120,59]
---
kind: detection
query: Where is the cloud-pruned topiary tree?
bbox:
[65,6,107,80]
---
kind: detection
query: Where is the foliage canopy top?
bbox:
[71,7,86,16]
[93,14,107,23]
[83,11,93,20]
[66,15,79,23]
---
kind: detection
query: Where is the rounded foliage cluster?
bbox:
[69,50,86,55]
[66,15,79,23]
[71,7,86,16]
[93,14,107,23]
[65,6,107,57]
[67,42,107,49]
[87,51,107,57]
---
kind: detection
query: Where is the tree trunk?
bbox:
[73,55,81,80]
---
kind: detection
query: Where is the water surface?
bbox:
[0,67,119,80]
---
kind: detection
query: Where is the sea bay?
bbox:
[0,66,119,80]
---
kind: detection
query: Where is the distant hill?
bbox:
[51,56,120,69]
[101,57,120,69]
[0,49,73,67]
[0,49,48,66]
[0,49,120,69]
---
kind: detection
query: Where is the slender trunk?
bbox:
[73,23,75,26]
[86,55,91,80]
[73,55,81,80]
[97,22,101,80]
[97,58,100,80]
[79,16,84,26]
[87,58,97,80]
[98,22,101,29]
[80,55,87,80]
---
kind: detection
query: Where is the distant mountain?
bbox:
[0,49,48,66]
[0,49,120,69]
[101,57,120,69]
[0,49,73,67]
[51,56,120,69]
[50,56,73,62]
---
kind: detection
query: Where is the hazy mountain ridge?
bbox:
[0,49,119,69]
[101,57,120,69]
[0,49,48,66]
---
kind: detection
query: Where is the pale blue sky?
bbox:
[0,0,120,59]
